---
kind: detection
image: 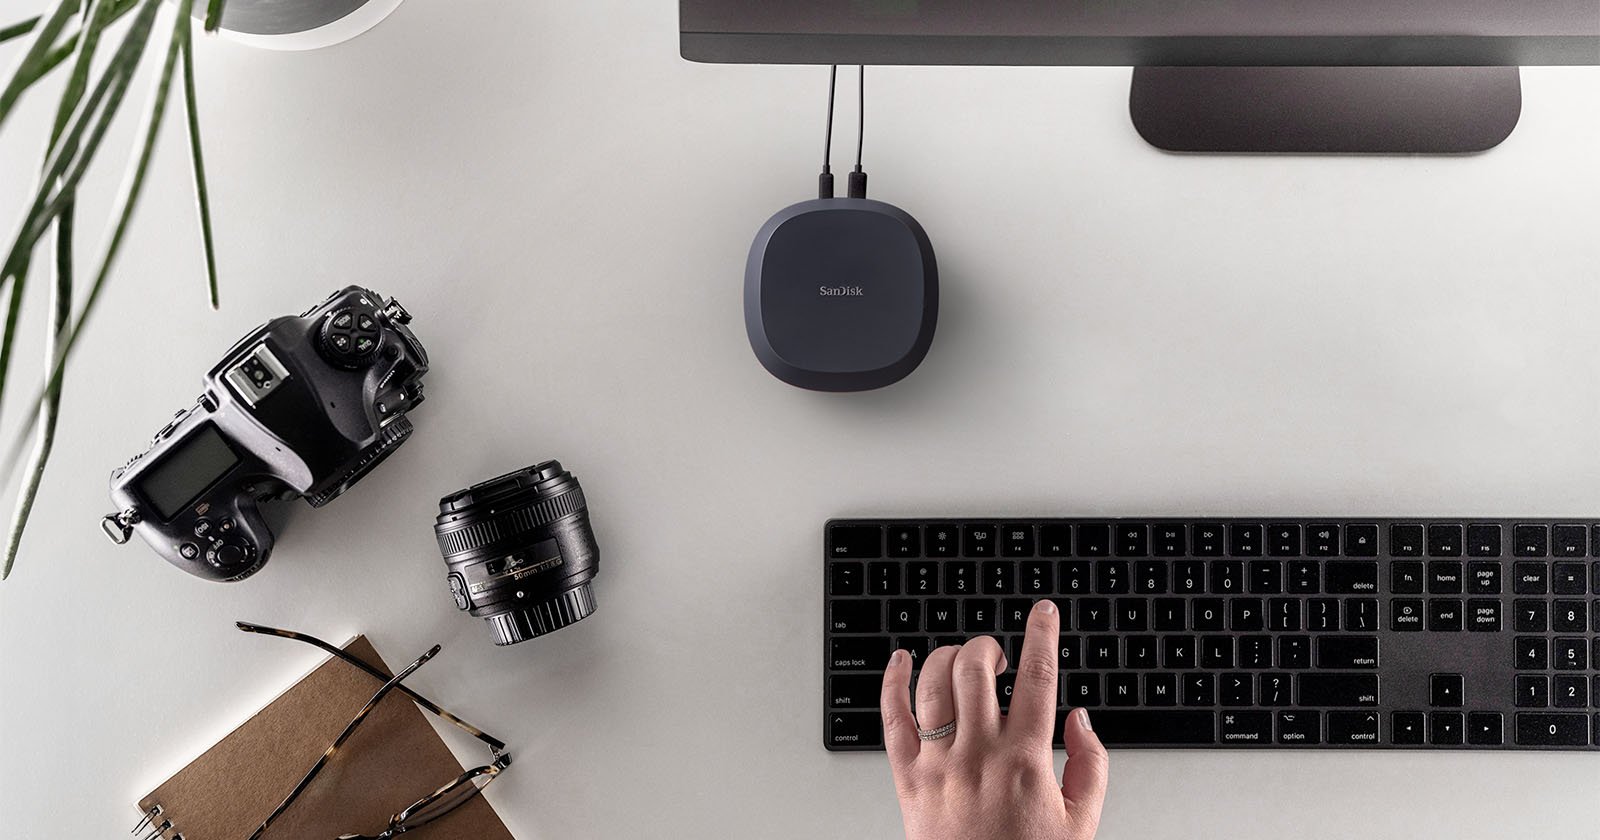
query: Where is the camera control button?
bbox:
[357,315,377,332]
[448,574,471,610]
[208,543,249,568]
[332,312,353,329]
[193,518,213,538]
[179,542,199,560]
[218,517,235,534]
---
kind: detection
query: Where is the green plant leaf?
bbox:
[203,0,225,33]
[0,18,40,45]
[0,0,162,297]
[179,10,218,308]
[2,0,196,483]
[2,204,73,580]
[0,0,79,131]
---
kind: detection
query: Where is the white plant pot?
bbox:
[194,0,405,50]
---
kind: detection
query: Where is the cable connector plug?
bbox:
[847,167,867,199]
[819,169,835,199]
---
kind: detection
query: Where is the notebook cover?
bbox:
[136,636,514,839]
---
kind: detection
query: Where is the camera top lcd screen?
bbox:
[137,424,240,520]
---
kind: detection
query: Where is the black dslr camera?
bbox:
[103,286,428,581]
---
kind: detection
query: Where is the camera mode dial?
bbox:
[317,303,384,369]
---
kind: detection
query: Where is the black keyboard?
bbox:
[824,519,1600,751]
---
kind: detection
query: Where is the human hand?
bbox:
[879,600,1108,840]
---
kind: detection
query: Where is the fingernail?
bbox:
[1077,708,1093,731]
[889,650,904,666]
[1038,599,1057,615]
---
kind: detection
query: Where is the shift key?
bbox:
[1298,673,1379,706]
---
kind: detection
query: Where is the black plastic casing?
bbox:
[435,461,601,646]
[745,198,938,392]
[108,286,428,581]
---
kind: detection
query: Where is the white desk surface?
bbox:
[2,1,1598,837]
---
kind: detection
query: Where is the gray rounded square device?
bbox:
[744,198,938,392]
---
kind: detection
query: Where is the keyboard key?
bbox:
[1467,561,1502,594]
[1202,636,1235,669]
[1553,638,1587,670]
[830,638,890,670]
[1230,598,1264,631]
[926,600,958,632]
[1325,562,1378,594]
[1466,524,1503,557]
[1183,673,1216,706]
[1193,598,1226,630]
[868,562,901,595]
[1468,712,1504,745]
[1192,524,1225,556]
[1306,524,1339,557]
[1428,561,1464,594]
[1001,525,1035,557]
[1219,710,1272,743]
[1134,561,1169,594]
[1115,524,1148,556]
[1086,637,1119,668]
[1066,674,1101,706]
[1162,635,1197,669]
[1430,673,1464,707]
[1152,598,1186,631]
[1308,598,1341,631]
[1092,710,1217,745]
[1268,524,1301,556]
[1318,636,1379,669]
[1249,561,1283,594]
[1057,635,1081,670]
[1229,524,1263,556]
[1515,599,1548,632]
[1144,673,1179,706]
[926,526,957,557]
[1515,713,1589,746]
[1173,561,1206,594]
[1209,561,1244,594]
[1345,524,1378,556]
[1390,599,1424,631]
[830,600,881,633]
[1428,524,1463,556]
[1345,598,1378,631]
[1000,599,1032,632]
[1278,635,1311,669]
[1467,599,1502,632]
[944,562,976,594]
[1391,561,1425,594]
[888,525,921,557]
[1059,560,1091,594]
[1076,524,1111,556]
[1260,673,1292,706]
[1078,598,1111,631]
[1096,561,1130,594]
[1287,560,1320,594]
[1269,597,1302,631]
[1552,600,1586,633]
[1515,637,1548,670]
[827,712,882,747]
[1430,711,1463,745]
[1152,525,1186,556]
[1277,710,1321,744]
[1327,711,1381,745]
[1220,673,1253,705]
[1513,525,1548,557]
[829,525,881,558]
[1552,562,1586,595]
[1553,524,1587,557]
[995,673,1016,710]
[829,562,864,595]
[1428,599,1463,631]
[907,562,938,594]
[828,674,883,708]
[982,562,1016,594]
[1239,635,1272,668]
[1554,675,1589,709]
[1390,524,1424,557]
[1116,598,1148,631]
[1039,524,1072,556]
[963,599,996,632]
[1125,635,1158,669]
[964,525,998,557]
[895,637,932,668]
[1106,673,1139,706]
[1298,673,1380,706]
[1392,711,1425,745]
[1019,561,1053,595]
[1513,562,1549,594]
[888,600,920,632]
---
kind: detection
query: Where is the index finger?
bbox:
[1005,599,1061,742]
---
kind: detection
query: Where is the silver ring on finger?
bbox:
[917,719,958,742]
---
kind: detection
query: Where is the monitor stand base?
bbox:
[1129,66,1521,154]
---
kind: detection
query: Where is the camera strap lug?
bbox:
[101,508,139,544]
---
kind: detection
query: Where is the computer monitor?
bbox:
[679,1,1600,153]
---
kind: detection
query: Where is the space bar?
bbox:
[1085,710,1217,745]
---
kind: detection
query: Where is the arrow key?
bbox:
[1392,711,1425,745]
[1467,711,1503,746]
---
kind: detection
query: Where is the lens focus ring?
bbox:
[435,485,587,557]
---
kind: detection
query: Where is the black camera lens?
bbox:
[434,461,600,646]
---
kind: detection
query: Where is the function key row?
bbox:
[830,521,1600,560]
